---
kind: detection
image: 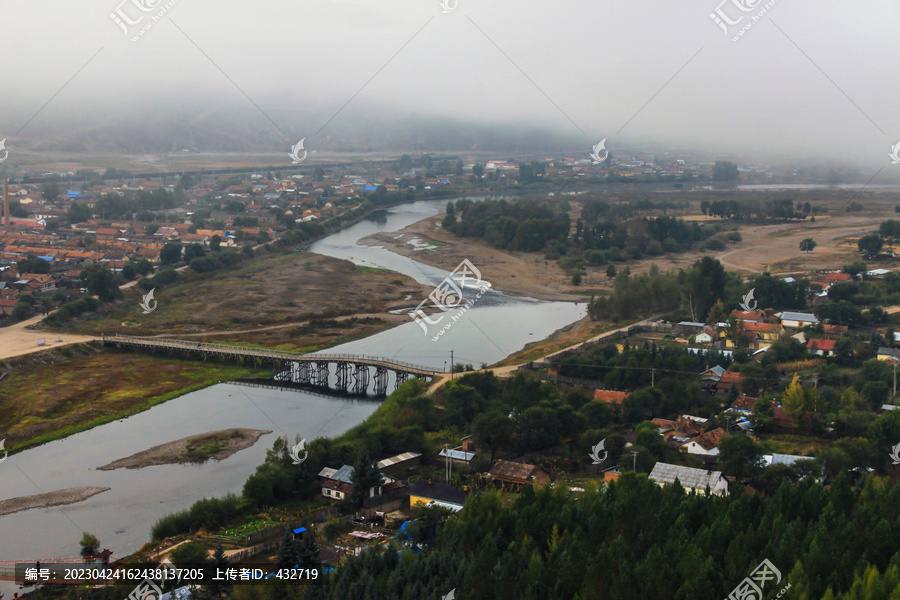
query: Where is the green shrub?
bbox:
[190,255,222,273]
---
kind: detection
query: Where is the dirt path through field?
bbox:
[0,315,98,360]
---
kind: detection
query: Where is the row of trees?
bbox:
[445,198,716,261]
[307,473,900,600]
[700,197,816,222]
[588,256,745,322]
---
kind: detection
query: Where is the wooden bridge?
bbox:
[103,334,439,396]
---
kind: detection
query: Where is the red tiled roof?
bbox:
[773,404,795,426]
[718,371,743,386]
[742,322,782,334]
[652,418,676,430]
[673,417,704,437]
[687,428,728,451]
[730,395,757,411]
[730,309,765,322]
[322,479,353,495]
[807,338,836,351]
[594,390,629,404]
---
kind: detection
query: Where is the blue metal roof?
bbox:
[293,527,307,535]
[67,191,81,198]
[331,464,355,484]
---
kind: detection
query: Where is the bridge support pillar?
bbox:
[275,361,292,383]
[335,362,351,393]
[297,362,311,385]
[373,366,389,397]
[353,364,369,395]
[313,361,330,387]
[395,371,410,390]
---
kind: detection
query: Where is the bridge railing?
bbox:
[105,334,440,373]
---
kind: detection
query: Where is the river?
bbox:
[0,197,584,591]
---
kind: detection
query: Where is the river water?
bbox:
[0,197,584,589]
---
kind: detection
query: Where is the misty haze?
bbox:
[0,2,899,600]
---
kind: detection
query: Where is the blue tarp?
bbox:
[293,527,307,535]
[67,191,80,198]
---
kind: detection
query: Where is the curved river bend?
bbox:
[0,197,585,587]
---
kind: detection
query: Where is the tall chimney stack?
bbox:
[3,177,9,227]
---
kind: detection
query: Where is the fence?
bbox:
[225,539,280,564]
[226,507,341,563]
[243,508,340,546]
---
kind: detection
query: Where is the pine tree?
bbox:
[350,449,383,508]
[276,530,298,570]
[297,534,320,569]
[207,544,231,599]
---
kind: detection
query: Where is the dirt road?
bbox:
[0,315,98,361]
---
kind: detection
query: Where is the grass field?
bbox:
[53,252,428,350]
[0,351,258,454]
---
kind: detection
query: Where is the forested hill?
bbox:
[307,474,900,600]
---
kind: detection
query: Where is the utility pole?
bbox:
[651,368,655,388]
[629,450,639,472]
[894,362,897,399]
[450,350,454,380]
[444,444,449,483]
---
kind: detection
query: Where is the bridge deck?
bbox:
[104,334,439,376]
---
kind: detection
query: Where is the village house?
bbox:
[16,273,55,294]
[680,427,728,456]
[780,311,819,328]
[439,437,477,470]
[809,272,853,291]
[408,480,468,513]
[876,347,900,363]
[95,228,123,242]
[438,447,476,469]
[676,321,706,337]
[730,309,766,322]
[489,459,550,490]
[807,338,836,357]
[694,326,717,345]
[318,465,403,503]
[648,462,729,496]
[715,371,744,395]
[375,452,422,478]
[726,321,784,350]
[727,394,758,414]
[700,365,726,385]
[823,324,849,339]
[0,297,23,316]
[668,416,705,443]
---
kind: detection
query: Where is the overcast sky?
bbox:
[0,0,897,166]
